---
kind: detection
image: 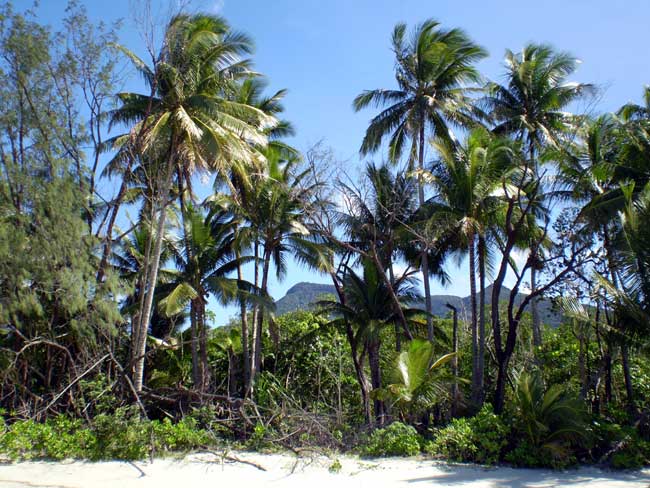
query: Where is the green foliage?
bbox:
[427,405,509,465]
[328,458,342,473]
[505,373,589,468]
[0,409,213,461]
[360,422,421,457]
[374,339,455,417]
[591,419,650,469]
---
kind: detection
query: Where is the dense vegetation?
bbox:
[1,2,650,469]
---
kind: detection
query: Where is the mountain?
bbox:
[274,282,563,327]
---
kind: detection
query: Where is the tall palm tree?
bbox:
[422,127,518,405]
[228,148,331,391]
[353,19,487,342]
[483,43,592,345]
[109,14,273,391]
[159,205,253,391]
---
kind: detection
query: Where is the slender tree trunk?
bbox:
[368,338,384,425]
[448,304,459,417]
[133,157,175,392]
[248,241,260,394]
[388,261,401,352]
[253,247,271,384]
[531,265,542,347]
[605,343,613,404]
[469,234,480,406]
[198,298,210,391]
[418,120,434,343]
[578,320,587,400]
[529,142,542,347]
[621,344,635,415]
[477,235,486,406]
[236,257,250,396]
[494,357,508,414]
[190,300,200,388]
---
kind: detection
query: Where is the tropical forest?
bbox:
[1,1,650,485]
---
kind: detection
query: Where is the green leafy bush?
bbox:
[591,420,650,469]
[427,405,509,464]
[0,410,213,461]
[360,422,421,457]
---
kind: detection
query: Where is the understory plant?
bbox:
[505,373,589,468]
[360,421,422,457]
[427,404,509,464]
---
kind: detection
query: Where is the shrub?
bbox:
[0,410,214,461]
[427,404,509,465]
[360,422,421,457]
[505,439,577,469]
[591,419,650,469]
[0,417,95,461]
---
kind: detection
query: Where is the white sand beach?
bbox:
[1,453,649,488]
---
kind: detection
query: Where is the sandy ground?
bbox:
[1,452,649,488]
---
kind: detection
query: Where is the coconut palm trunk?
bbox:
[133,155,175,392]
[477,235,487,405]
[468,233,480,405]
[418,121,434,343]
[236,255,250,395]
[253,246,271,385]
[248,240,261,393]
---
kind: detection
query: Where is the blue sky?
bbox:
[34,0,650,323]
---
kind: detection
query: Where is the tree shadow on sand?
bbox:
[404,464,650,487]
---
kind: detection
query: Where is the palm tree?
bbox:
[510,372,588,463]
[228,148,331,392]
[109,13,273,391]
[422,128,518,405]
[353,19,487,343]
[373,338,455,422]
[320,259,428,424]
[483,43,593,345]
[223,76,297,393]
[340,162,419,350]
[159,205,253,391]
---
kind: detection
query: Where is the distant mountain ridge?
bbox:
[274,281,562,327]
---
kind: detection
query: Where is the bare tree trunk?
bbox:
[477,235,486,406]
[531,264,542,347]
[190,300,200,388]
[469,235,480,407]
[248,241,260,395]
[198,299,210,391]
[418,122,434,343]
[447,303,459,417]
[529,143,541,348]
[236,257,250,396]
[253,247,271,386]
[388,261,401,352]
[133,157,174,392]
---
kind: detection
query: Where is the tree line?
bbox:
[1,2,649,452]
